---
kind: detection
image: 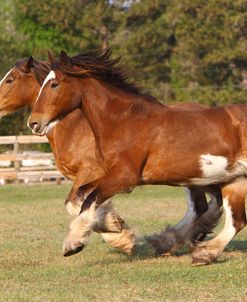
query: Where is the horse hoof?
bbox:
[63,244,84,257]
[191,257,211,266]
[145,235,172,256]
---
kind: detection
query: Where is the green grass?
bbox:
[0,184,247,302]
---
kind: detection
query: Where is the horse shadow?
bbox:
[108,238,247,262]
[88,236,247,266]
[226,240,247,252]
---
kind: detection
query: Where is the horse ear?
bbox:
[59,50,72,68]
[23,56,34,73]
[48,50,55,65]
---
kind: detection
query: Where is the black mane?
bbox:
[15,58,51,86]
[32,59,51,85]
[54,49,157,101]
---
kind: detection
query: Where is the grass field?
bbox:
[0,183,247,302]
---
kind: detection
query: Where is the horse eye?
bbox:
[6,78,14,84]
[51,81,59,88]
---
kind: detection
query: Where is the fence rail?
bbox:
[0,135,48,144]
[0,135,65,185]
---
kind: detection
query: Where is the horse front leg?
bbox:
[191,177,247,265]
[65,178,136,255]
[147,186,209,255]
[63,168,139,257]
[93,201,136,255]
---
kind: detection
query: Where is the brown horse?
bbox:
[0,56,222,259]
[28,50,246,265]
[0,57,136,254]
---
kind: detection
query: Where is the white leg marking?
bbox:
[67,202,97,244]
[65,200,82,217]
[174,187,197,235]
[195,197,236,252]
[0,69,13,86]
[215,197,236,245]
[63,203,97,255]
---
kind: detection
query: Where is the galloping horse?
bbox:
[0,56,223,258]
[0,56,222,257]
[28,50,247,265]
[0,57,137,254]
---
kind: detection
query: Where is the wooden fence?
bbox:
[0,135,65,185]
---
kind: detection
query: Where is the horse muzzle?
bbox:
[28,117,58,136]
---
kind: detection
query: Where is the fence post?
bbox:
[13,137,20,183]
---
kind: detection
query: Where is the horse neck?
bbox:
[80,78,134,139]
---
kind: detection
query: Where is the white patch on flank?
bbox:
[200,154,228,178]
[174,187,197,234]
[0,69,13,86]
[191,154,247,185]
[36,70,56,100]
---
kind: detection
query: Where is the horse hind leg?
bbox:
[191,187,223,243]
[147,187,208,255]
[191,177,247,266]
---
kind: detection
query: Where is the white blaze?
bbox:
[36,70,56,100]
[0,69,13,86]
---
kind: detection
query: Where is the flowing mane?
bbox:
[32,59,51,85]
[53,49,157,101]
[15,58,51,86]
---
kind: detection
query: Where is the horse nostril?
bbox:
[29,122,40,131]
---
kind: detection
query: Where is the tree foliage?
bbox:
[0,0,247,134]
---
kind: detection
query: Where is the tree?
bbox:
[12,0,120,56]
[111,0,174,100]
[0,0,120,135]
[0,0,18,73]
[167,0,247,104]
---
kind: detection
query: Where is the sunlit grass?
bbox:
[0,184,246,301]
